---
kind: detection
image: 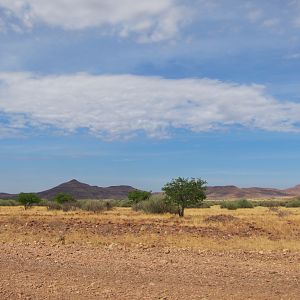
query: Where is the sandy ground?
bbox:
[1,206,300,299]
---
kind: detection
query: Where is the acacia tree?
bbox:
[162,177,207,217]
[17,193,41,210]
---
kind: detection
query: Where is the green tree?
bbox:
[17,193,41,210]
[54,193,75,204]
[128,190,151,205]
[162,177,207,217]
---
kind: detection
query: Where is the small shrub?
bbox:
[220,199,254,210]
[236,199,254,208]
[134,196,177,214]
[220,201,239,210]
[286,199,300,208]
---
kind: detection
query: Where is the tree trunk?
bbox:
[178,205,184,217]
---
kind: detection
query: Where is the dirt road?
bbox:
[1,242,300,300]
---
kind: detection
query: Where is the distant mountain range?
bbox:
[0,179,136,200]
[206,185,299,199]
[1,179,300,200]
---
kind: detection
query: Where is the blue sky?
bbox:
[1,0,300,192]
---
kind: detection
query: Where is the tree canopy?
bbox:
[162,177,207,217]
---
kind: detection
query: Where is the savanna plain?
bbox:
[1,204,300,299]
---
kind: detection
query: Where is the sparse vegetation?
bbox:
[220,201,239,210]
[162,177,207,217]
[220,199,254,210]
[46,201,63,211]
[285,198,300,208]
[46,199,114,213]
[79,200,113,213]
[134,195,177,214]
[253,200,289,207]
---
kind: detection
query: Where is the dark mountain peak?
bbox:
[69,179,81,184]
[37,180,136,200]
[59,179,90,188]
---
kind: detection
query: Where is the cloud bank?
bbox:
[0,72,300,139]
[0,0,189,42]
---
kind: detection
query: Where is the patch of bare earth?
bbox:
[0,243,300,300]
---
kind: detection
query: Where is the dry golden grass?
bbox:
[1,205,300,251]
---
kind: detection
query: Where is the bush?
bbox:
[79,200,113,213]
[220,201,239,210]
[220,199,253,210]
[236,199,254,208]
[286,199,300,208]
[134,196,177,214]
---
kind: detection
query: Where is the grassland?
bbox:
[1,205,300,251]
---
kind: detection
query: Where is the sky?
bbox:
[1,0,300,193]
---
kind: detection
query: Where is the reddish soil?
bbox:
[0,242,300,300]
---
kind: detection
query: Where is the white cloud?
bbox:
[0,72,300,139]
[0,0,190,42]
